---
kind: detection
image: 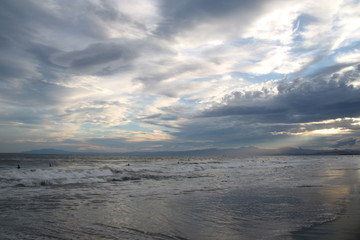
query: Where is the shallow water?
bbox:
[0,154,359,239]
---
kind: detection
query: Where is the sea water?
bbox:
[0,154,359,239]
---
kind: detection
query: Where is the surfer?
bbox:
[17,164,20,169]
[49,162,52,167]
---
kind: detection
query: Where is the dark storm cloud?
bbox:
[0,58,31,79]
[172,64,360,146]
[173,115,277,148]
[0,1,42,43]
[331,138,357,148]
[0,78,72,107]
[0,2,69,83]
[136,63,200,86]
[26,43,60,67]
[0,1,87,47]
[156,0,275,38]
[51,42,138,74]
[202,64,360,124]
[0,1,100,80]
[136,113,178,123]
[0,0,130,43]
[0,0,153,77]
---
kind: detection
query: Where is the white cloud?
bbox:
[243,4,301,45]
[62,100,130,127]
[246,46,314,74]
[335,49,360,64]
[126,130,173,142]
[299,0,360,50]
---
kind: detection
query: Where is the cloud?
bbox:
[335,49,360,64]
[331,137,357,148]
[298,0,360,50]
[61,99,130,127]
[202,64,360,123]
[0,0,360,152]
[51,42,139,74]
[0,57,37,79]
[156,0,284,41]
[171,64,360,148]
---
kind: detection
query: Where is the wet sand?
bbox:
[292,183,360,239]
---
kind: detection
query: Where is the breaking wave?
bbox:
[0,161,249,187]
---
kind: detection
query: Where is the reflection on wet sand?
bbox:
[293,163,360,240]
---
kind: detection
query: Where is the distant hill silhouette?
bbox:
[21,147,360,156]
[22,148,76,154]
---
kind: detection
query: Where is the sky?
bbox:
[1,0,360,153]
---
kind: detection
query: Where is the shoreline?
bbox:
[292,184,360,240]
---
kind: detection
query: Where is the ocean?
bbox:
[0,154,359,239]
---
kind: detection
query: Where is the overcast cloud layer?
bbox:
[1,0,360,152]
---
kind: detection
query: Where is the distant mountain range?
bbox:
[21,147,360,156]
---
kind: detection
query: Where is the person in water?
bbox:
[17,164,20,169]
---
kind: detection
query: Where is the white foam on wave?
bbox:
[0,159,277,187]
[0,165,183,187]
[0,167,114,187]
